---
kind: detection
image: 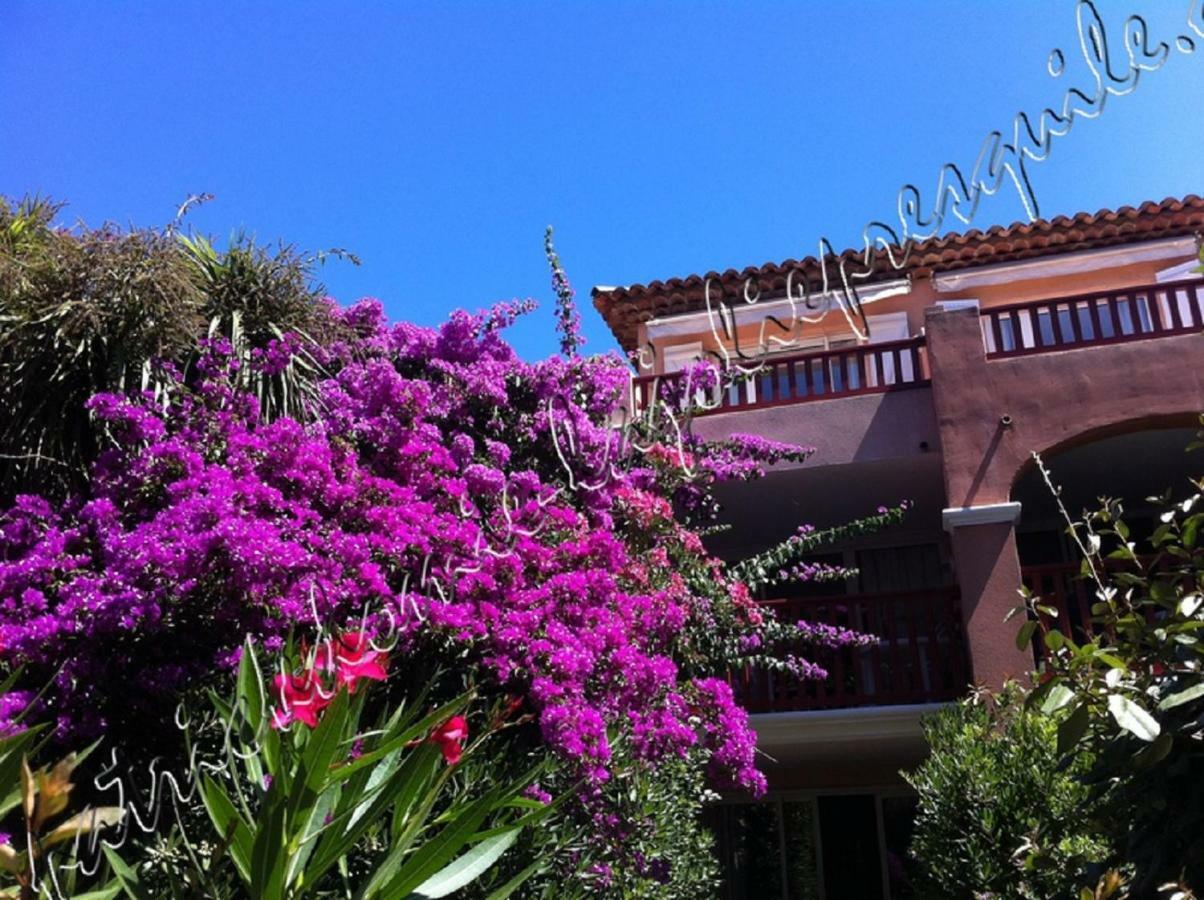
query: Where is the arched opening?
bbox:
[1011,422,1200,641]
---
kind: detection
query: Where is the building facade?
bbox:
[593,196,1204,899]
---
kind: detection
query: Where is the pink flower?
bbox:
[316,632,389,693]
[429,715,469,765]
[270,670,332,729]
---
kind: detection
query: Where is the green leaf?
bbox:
[305,744,440,888]
[300,689,349,795]
[368,784,508,899]
[72,883,124,900]
[1015,619,1038,651]
[250,781,287,899]
[484,860,545,900]
[1058,704,1090,755]
[1158,681,1204,710]
[1040,684,1074,715]
[237,637,265,737]
[410,830,520,898]
[1107,693,1161,741]
[1132,732,1173,769]
[102,845,150,900]
[199,775,253,883]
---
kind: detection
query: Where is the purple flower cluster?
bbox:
[0,297,831,798]
[544,227,585,358]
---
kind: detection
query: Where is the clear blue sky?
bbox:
[3,1,1202,360]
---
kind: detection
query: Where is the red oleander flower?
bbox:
[317,632,389,693]
[430,715,469,765]
[271,669,332,729]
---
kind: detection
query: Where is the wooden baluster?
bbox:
[1146,288,1164,334]
[798,355,812,398]
[1086,297,1104,343]
[827,600,849,706]
[874,346,887,389]
[882,596,906,703]
[1189,285,1203,329]
[1167,287,1186,331]
[989,311,1005,355]
[847,596,866,702]
[1005,309,1021,351]
[919,591,942,692]
[855,349,868,394]
[787,359,798,401]
[1050,302,1066,346]
[867,597,885,701]
[1106,294,1123,339]
[902,596,926,700]
[947,590,968,690]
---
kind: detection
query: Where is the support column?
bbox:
[943,502,1033,689]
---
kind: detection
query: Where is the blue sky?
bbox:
[3,1,1202,360]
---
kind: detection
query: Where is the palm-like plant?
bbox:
[0,196,350,501]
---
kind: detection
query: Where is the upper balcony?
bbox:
[632,278,1203,418]
[626,278,1204,485]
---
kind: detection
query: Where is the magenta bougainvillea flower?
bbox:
[0,294,880,798]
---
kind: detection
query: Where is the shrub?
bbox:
[904,684,1113,899]
[1018,437,1204,897]
[0,200,908,893]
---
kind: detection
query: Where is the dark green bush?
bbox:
[904,684,1113,899]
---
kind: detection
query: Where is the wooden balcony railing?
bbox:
[735,587,969,713]
[982,277,1204,359]
[631,336,930,416]
[1020,562,1099,648]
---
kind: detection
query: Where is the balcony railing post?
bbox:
[982,277,1204,358]
[737,588,966,713]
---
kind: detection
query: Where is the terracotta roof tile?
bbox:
[593,195,1204,352]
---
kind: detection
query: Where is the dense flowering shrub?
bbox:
[0,294,894,803]
[0,209,913,893]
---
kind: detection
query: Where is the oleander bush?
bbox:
[904,683,1113,900]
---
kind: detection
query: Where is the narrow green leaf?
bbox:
[370,784,507,899]
[250,781,287,899]
[199,775,253,883]
[484,859,545,900]
[1015,619,1038,651]
[409,830,520,898]
[102,845,150,900]
[1107,693,1161,741]
[1058,704,1090,755]
[1158,681,1204,710]
[1040,684,1074,715]
[237,638,265,737]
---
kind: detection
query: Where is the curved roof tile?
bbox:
[592,195,1204,352]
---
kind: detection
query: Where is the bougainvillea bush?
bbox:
[0,201,903,895]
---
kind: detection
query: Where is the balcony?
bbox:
[734,587,969,713]
[632,278,1203,419]
[632,337,930,416]
[981,277,1204,358]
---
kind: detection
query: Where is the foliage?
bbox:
[103,638,547,900]
[0,196,345,501]
[1018,435,1204,897]
[0,201,908,894]
[0,719,124,900]
[904,683,1113,900]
